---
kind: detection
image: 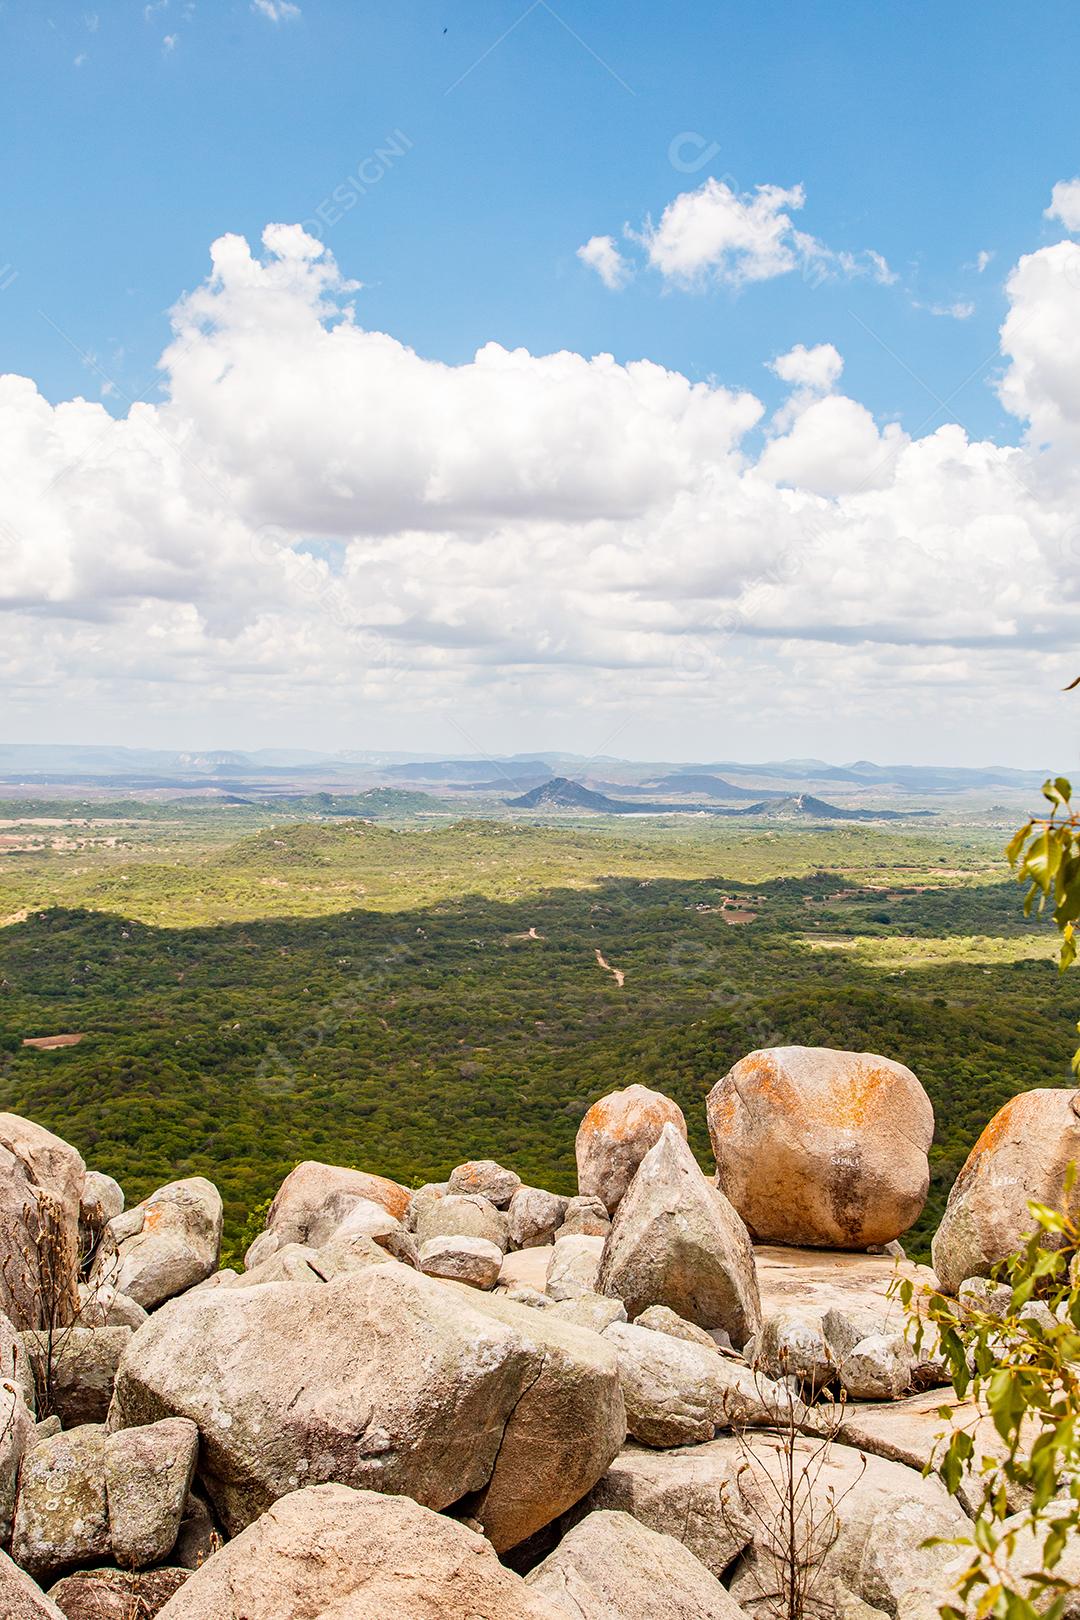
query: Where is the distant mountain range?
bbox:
[0,744,1052,796]
[506,779,932,821]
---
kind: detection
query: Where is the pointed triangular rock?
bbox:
[596,1125,761,1349]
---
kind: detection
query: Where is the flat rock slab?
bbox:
[755,1246,936,1328]
[840,1390,985,1472]
[839,1389,1031,1515]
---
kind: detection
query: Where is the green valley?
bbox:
[0,807,1073,1266]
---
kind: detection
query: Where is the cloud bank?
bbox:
[3,197,1080,757]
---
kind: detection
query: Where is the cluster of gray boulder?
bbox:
[0,1046,1077,1619]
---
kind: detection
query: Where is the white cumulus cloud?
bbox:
[577,234,631,290]
[2,215,1080,757]
[585,178,895,292]
[1046,178,1080,232]
[768,343,844,392]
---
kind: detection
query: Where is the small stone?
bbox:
[448,1160,521,1209]
[501,1284,551,1309]
[756,1309,834,1389]
[403,1183,448,1234]
[419,1234,503,1290]
[836,1333,914,1401]
[602,1321,728,1447]
[957,1276,1012,1321]
[76,1284,148,1331]
[82,1172,124,1223]
[634,1304,720,1350]
[558,1196,611,1238]
[507,1187,567,1249]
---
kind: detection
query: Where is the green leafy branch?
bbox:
[1008,776,1080,1069]
[900,1181,1080,1620]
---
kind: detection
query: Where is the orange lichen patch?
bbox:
[734,1052,799,1114]
[963,1094,1025,1171]
[820,1063,895,1130]
[143,1203,166,1231]
[451,1164,488,1194]
[708,1088,739,1133]
[22,1033,84,1050]
[355,1172,411,1222]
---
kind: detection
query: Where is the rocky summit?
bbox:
[0,1051,1071,1619]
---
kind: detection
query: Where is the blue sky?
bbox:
[1,1,1079,763]
[4,0,1073,436]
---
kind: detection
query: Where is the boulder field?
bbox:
[0,1048,1072,1618]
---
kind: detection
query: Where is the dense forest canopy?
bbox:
[0,810,1074,1261]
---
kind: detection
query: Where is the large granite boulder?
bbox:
[22,1327,133,1428]
[90,1179,223,1310]
[526,1507,747,1619]
[722,1434,971,1618]
[153,1483,568,1619]
[12,1425,111,1581]
[558,1196,610,1238]
[576,1086,688,1214]
[931,1088,1080,1293]
[0,1549,67,1620]
[108,1259,624,1550]
[707,1047,934,1249]
[104,1417,198,1568]
[602,1322,729,1447]
[597,1125,761,1348]
[0,1115,85,1332]
[253,1161,411,1263]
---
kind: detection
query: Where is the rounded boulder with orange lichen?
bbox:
[706,1046,933,1251]
[931,1087,1080,1294]
[575,1086,688,1215]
